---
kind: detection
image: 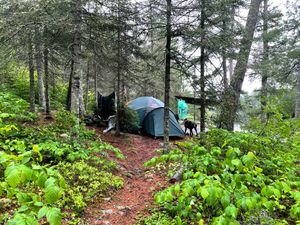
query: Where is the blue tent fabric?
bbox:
[143,107,184,137]
[127,96,184,137]
[127,96,164,124]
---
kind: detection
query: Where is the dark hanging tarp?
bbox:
[96,92,115,120]
[127,96,184,137]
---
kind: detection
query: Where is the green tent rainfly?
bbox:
[127,96,184,137]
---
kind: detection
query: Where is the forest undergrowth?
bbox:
[0,91,124,225]
[1,90,300,225]
[142,118,300,224]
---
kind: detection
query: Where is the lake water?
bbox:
[234,123,242,131]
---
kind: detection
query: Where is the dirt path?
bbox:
[83,131,169,225]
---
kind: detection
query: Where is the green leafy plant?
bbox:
[0,92,124,224]
[144,128,300,224]
[119,106,140,133]
[0,92,37,122]
[56,160,123,211]
[0,141,65,225]
[138,211,175,225]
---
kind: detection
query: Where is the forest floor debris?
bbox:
[83,129,169,225]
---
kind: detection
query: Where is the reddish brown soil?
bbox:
[83,130,169,225]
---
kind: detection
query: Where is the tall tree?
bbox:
[169,0,244,129]
[199,0,205,132]
[28,35,35,113]
[66,59,74,111]
[220,0,263,130]
[114,0,123,136]
[34,25,46,111]
[295,74,300,118]
[93,60,98,110]
[44,27,51,116]
[115,8,122,136]
[70,0,85,116]
[163,0,172,149]
[261,0,269,121]
[85,59,90,111]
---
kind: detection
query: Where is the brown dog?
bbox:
[184,119,198,136]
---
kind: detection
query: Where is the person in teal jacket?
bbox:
[178,99,188,120]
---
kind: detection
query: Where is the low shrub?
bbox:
[0,122,65,225]
[56,160,123,211]
[0,92,124,224]
[144,128,300,224]
[0,92,37,122]
[119,106,140,133]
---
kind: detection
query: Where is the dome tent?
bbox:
[127,96,184,137]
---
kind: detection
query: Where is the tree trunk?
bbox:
[149,1,154,52]
[222,20,228,90]
[200,0,205,132]
[28,36,35,112]
[66,59,74,110]
[115,68,121,136]
[44,45,51,116]
[34,25,46,111]
[261,0,269,122]
[228,6,235,83]
[70,0,85,117]
[79,77,85,115]
[94,60,98,110]
[220,0,263,130]
[52,67,56,101]
[115,2,122,136]
[44,26,50,116]
[229,59,233,81]
[163,0,172,150]
[51,62,56,101]
[85,59,90,111]
[295,74,300,118]
[222,58,228,89]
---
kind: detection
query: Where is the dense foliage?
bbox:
[119,106,141,134]
[0,91,123,224]
[0,0,299,223]
[144,120,300,224]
